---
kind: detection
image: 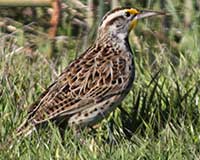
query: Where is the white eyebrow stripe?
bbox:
[100,10,125,28]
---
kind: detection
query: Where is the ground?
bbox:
[0,1,200,159]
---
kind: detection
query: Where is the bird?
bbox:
[15,7,165,137]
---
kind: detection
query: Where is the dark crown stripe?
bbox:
[100,7,133,26]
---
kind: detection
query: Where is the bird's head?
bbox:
[98,7,165,39]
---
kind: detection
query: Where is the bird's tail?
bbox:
[0,119,35,151]
[15,119,36,137]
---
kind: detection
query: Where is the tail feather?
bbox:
[0,120,36,151]
[16,119,36,137]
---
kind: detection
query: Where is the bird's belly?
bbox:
[68,60,135,128]
[68,83,134,128]
[68,95,121,128]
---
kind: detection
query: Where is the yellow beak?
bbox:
[129,9,166,30]
[135,10,166,20]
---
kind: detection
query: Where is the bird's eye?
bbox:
[125,12,130,17]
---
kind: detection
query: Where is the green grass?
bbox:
[1,1,200,159]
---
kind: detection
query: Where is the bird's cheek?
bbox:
[129,20,138,30]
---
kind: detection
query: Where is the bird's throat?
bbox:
[130,20,138,31]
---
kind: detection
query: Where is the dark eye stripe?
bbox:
[125,12,130,17]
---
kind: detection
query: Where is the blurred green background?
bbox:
[0,0,200,159]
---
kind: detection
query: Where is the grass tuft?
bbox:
[1,1,200,159]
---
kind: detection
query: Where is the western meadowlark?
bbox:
[16,7,165,137]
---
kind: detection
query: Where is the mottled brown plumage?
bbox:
[16,7,165,136]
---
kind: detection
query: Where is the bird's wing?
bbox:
[26,44,131,124]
